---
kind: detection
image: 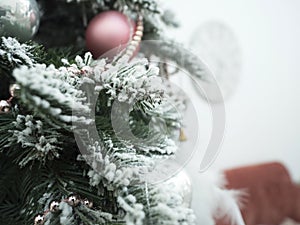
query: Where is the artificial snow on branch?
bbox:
[7,115,61,167]
[141,38,214,82]
[13,63,89,127]
[0,37,38,67]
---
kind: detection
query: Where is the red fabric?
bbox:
[216,162,300,225]
[291,186,300,222]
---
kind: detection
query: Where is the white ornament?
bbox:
[49,200,60,212]
[0,100,10,112]
[165,168,193,207]
[82,199,93,208]
[10,83,20,97]
[67,195,80,206]
[34,214,44,225]
[190,21,242,102]
[145,160,193,207]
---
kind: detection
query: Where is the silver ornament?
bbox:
[49,200,60,213]
[145,161,193,207]
[67,194,80,207]
[165,168,193,207]
[9,83,21,97]
[34,214,44,225]
[82,199,93,208]
[0,0,40,41]
[0,100,10,113]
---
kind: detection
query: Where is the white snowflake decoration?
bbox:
[190,21,242,102]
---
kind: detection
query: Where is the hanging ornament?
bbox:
[34,214,44,225]
[49,200,60,213]
[145,161,193,207]
[9,84,21,97]
[33,194,97,224]
[0,0,40,41]
[85,10,138,59]
[82,198,93,208]
[67,194,80,207]
[0,100,10,113]
[165,168,193,207]
[189,21,242,102]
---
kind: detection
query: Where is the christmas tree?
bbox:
[0,0,244,225]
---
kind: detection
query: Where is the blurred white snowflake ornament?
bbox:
[190,21,242,102]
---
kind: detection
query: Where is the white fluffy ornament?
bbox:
[189,171,245,225]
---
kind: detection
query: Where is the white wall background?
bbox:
[164,0,300,181]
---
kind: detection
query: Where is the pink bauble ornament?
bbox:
[85,11,136,59]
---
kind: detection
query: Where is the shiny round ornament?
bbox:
[145,161,193,207]
[49,200,60,213]
[85,10,136,59]
[0,100,10,113]
[34,214,44,225]
[82,199,93,208]
[0,0,40,41]
[165,168,193,207]
[9,83,21,97]
[67,194,80,207]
